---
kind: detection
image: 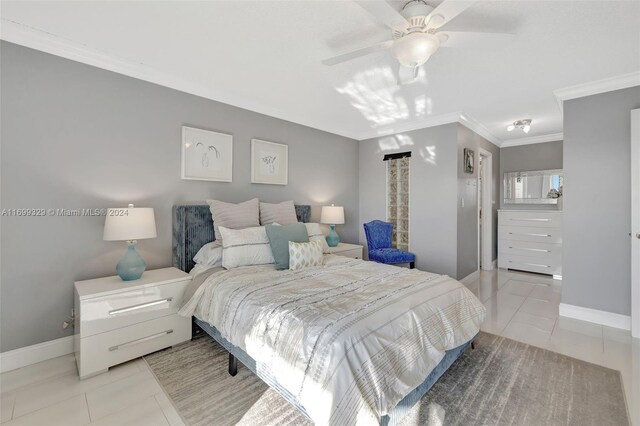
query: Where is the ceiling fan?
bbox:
[322,0,514,85]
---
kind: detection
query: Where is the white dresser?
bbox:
[498,210,563,278]
[74,267,192,379]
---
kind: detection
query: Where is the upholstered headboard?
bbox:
[172,204,311,272]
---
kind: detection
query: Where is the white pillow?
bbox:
[289,240,324,270]
[304,223,330,253]
[193,242,223,267]
[219,226,275,269]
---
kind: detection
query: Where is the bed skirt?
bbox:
[193,317,474,426]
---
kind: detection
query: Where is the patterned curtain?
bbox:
[386,156,410,251]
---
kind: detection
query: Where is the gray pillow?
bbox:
[260,200,298,225]
[206,198,260,245]
[265,223,309,270]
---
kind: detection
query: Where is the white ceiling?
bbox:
[1,1,639,143]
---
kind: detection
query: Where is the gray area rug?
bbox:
[144,331,629,426]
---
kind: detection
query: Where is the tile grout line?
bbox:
[84,392,91,424]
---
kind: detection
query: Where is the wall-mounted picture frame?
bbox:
[181,126,233,182]
[464,148,475,174]
[251,139,288,185]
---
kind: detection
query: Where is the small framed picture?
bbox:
[181,126,233,182]
[251,139,288,185]
[464,148,475,174]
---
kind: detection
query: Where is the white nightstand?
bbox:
[327,242,364,259]
[74,267,192,379]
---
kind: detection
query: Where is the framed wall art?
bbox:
[181,126,233,182]
[251,139,288,185]
[463,148,475,174]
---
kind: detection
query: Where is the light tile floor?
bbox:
[1,268,638,425]
[467,268,640,425]
[0,356,183,426]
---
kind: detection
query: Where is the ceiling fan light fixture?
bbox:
[391,32,440,68]
[507,124,515,132]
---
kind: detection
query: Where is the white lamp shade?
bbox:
[391,32,440,68]
[320,205,345,225]
[103,206,157,241]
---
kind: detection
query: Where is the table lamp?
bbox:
[320,204,345,247]
[103,204,157,281]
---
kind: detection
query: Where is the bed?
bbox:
[173,204,485,426]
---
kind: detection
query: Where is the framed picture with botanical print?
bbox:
[463,148,475,174]
[181,126,233,182]
[251,139,288,185]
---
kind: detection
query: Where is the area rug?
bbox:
[144,331,629,426]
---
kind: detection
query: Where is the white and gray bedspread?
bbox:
[179,255,486,425]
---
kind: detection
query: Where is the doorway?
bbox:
[478,148,493,271]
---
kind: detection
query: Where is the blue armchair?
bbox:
[363,220,415,269]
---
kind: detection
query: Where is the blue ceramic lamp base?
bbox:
[326,224,340,247]
[116,241,147,281]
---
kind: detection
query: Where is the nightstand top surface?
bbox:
[75,267,191,299]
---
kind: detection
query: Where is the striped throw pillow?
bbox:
[219,226,274,269]
[288,240,324,270]
[207,198,260,245]
[259,201,298,225]
[304,223,330,253]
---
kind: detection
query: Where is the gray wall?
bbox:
[499,140,563,210]
[359,123,500,280]
[359,124,459,277]
[0,42,359,352]
[562,86,640,316]
[457,125,500,279]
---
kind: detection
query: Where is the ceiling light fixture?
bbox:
[507,119,532,134]
[391,32,441,68]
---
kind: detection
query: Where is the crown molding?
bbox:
[358,112,504,147]
[501,132,564,148]
[0,18,359,140]
[356,112,462,141]
[553,71,640,113]
[458,113,502,147]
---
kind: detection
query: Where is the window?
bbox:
[385,152,410,251]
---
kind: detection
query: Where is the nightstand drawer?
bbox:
[337,249,362,259]
[78,314,190,379]
[79,279,190,337]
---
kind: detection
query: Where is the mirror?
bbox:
[504,169,563,205]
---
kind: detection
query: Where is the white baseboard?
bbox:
[559,303,631,331]
[0,336,75,373]
[459,270,480,285]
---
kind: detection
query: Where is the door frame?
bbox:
[478,147,494,271]
[631,109,639,338]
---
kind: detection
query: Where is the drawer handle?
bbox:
[508,247,551,253]
[109,298,173,315]
[508,232,551,237]
[509,218,552,222]
[508,261,550,268]
[109,330,173,351]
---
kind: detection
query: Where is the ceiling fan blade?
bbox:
[437,31,515,49]
[397,64,419,85]
[354,0,409,32]
[322,40,393,66]
[426,0,480,30]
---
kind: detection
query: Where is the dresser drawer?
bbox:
[77,314,190,379]
[499,211,562,228]
[499,225,562,244]
[79,279,190,337]
[499,240,562,260]
[499,254,562,276]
